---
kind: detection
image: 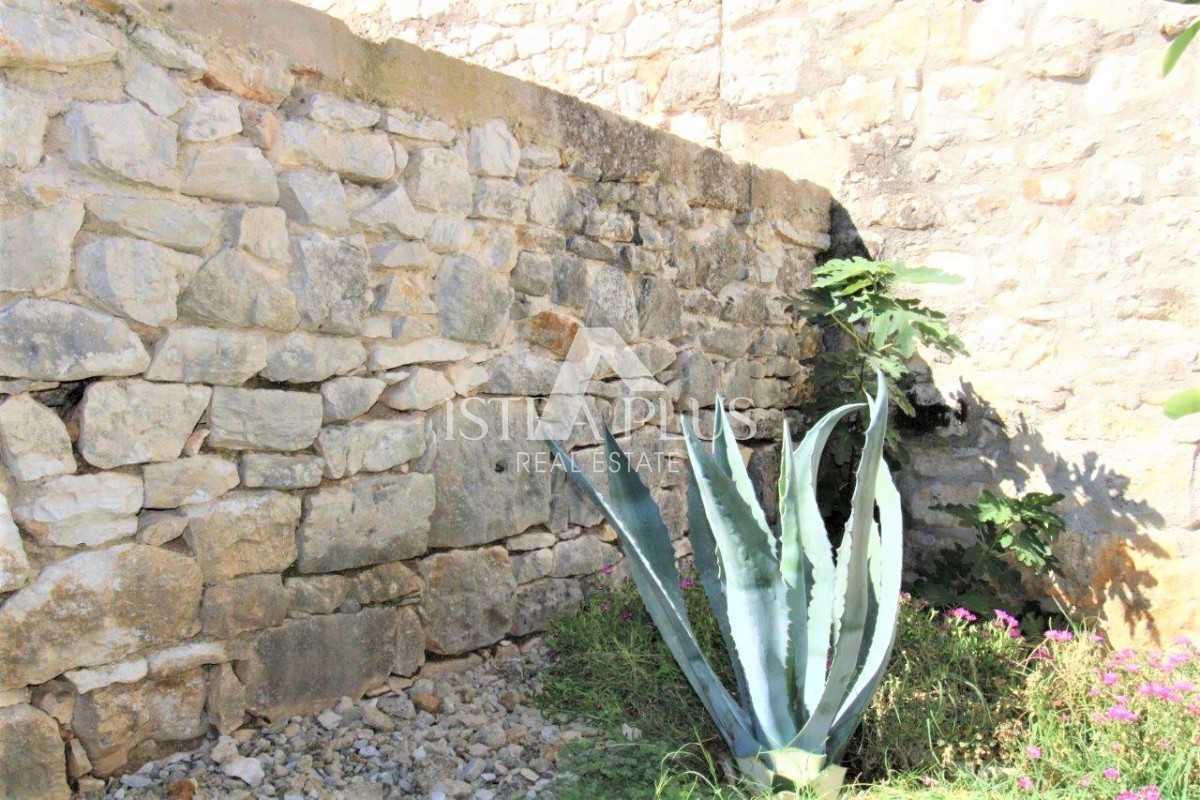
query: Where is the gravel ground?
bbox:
[90,639,607,800]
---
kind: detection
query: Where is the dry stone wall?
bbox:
[0,0,828,792]
[316,0,1200,646]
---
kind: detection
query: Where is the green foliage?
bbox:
[550,374,902,790]
[916,491,1065,618]
[1164,0,1200,76]
[1164,386,1200,419]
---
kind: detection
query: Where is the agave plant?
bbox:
[548,372,902,792]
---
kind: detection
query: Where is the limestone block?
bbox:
[73,669,207,775]
[435,255,513,345]
[374,272,435,315]
[320,376,386,422]
[418,547,515,655]
[510,577,584,636]
[350,561,423,605]
[0,200,83,295]
[271,120,394,182]
[553,535,619,577]
[473,178,526,222]
[528,172,582,230]
[125,63,186,117]
[201,574,288,638]
[130,26,206,75]
[0,704,70,800]
[427,398,552,547]
[202,47,293,105]
[0,394,74,482]
[426,217,473,252]
[305,93,380,130]
[76,236,201,327]
[239,454,325,490]
[393,606,425,677]
[0,544,202,690]
[135,510,187,546]
[237,207,290,265]
[352,185,430,239]
[261,332,365,384]
[512,548,553,584]
[446,363,489,396]
[289,231,370,335]
[143,455,240,509]
[182,145,279,204]
[637,276,683,339]
[0,495,31,593]
[671,349,719,409]
[13,472,143,547]
[381,368,455,412]
[369,338,469,371]
[86,196,218,253]
[284,574,350,617]
[296,473,434,572]
[208,387,323,452]
[0,85,47,168]
[405,147,473,215]
[77,380,210,469]
[178,95,243,142]
[511,252,553,296]
[66,101,177,190]
[180,250,300,332]
[277,169,350,229]
[552,253,588,308]
[379,108,455,143]
[467,120,519,178]
[0,5,115,70]
[585,266,639,341]
[206,663,247,734]
[64,658,148,695]
[486,347,561,395]
[370,239,430,269]
[238,608,397,718]
[316,417,427,479]
[183,490,301,584]
[146,328,269,386]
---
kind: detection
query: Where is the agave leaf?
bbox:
[779,404,865,720]
[827,461,903,761]
[797,373,889,752]
[683,418,797,749]
[712,401,774,548]
[549,437,759,757]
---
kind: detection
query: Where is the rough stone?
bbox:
[296,473,435,572]
[446,362,489,395]
[671,349,720,409]
[237,207,290,264]
[370,239,430,269]
[370,338,469,370]
[553,535,619,577]
[394,606,426,677]
[418,547,516,656]
[406,148,473,215]
[66,101,177,190]
[289,231,370,335]
[472,177,526,221]
[528,309,582,358]
[305,93,380,130]
[77,380,210,469]
[381,368,456,411]
[208,387,323,451]
[86,196,218,253]
[180,249,300,332]
[178,95,243,142]
[0,201,84,295]
[427,217,473,252]
[316,417,427,478]
[375,272,436,314]
[510,577,584,636]
[183,491,301,584]
[0,85,46,168]
[351,561,423,605]
[182,145,279,204]
[240,453,326,490]
[76,236,201,327]
[261,332,366,383]
[0,5,114,70]
[238,608,397,718]
[206,663,247,735]
[130,26,206,74]
[435,255,514,345]
[271,120,395,182]
[0,300,147,381]
[277,169,350,229]
[552,253,589,307]
[285,574,351,616]
[379,108,456,143]
[143,455,240,509]
[0,496,31,593]
[0,704,70,800]
[637,276,683,338]
[352,185,430,239]
[427,398,552,547]
[528,172,582,230]
[73,668,207,775]
[584,266,639,340]
[511,252,553,296]
[125,63,186,117]
[468,119,520,177]
[202,574,289,638]
[0,544,201,690]
[320,376,386,422]
[64,658,149,695]
[135,511,187,546]
[487,347,562,395]
[512,548,553,583]
[0,394,74,482]
[146,327,269,386]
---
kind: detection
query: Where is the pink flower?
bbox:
[1117,791,1139,800]
[1102,671,1120,686]
[948,606,977,622]
[1141,787,1162,800]
[1078,774,1093,788]
[1026,745,1043,760]
[1176,680,1196,693]
[1030,646,1053,661]
[619,609,634,621]
[1104,767,1121,780]
[1017,776,1033,791]
[1106,704,1139,722]
[1089,687,1102,697]
[995,608,1019,627]
[600,565,615,575]
[1045,629,1074,642]
[679,576,695,590]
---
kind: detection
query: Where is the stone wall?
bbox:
[0,0,829,792]
[313,0,1200,645]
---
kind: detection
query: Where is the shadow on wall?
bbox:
[823,201,1170,643]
